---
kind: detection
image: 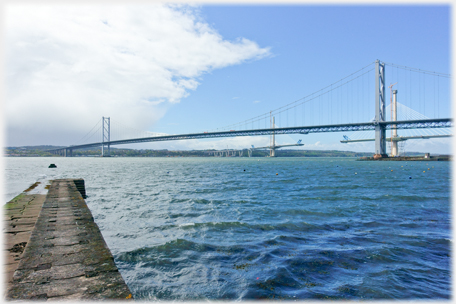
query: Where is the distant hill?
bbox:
[5,145,67,151]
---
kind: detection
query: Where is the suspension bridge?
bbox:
[48,60,452,157]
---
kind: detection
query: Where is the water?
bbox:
[4,157,451,300]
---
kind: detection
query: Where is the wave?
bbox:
[117,239,210,263]
[283,208,338,217]
[77,158,451,300]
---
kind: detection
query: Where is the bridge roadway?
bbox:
[49,118,452,154]
[341,134,451,143]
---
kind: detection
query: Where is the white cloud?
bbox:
[5,4,271,146]
[253,100,261,103]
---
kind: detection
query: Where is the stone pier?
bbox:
[4,179,132,300]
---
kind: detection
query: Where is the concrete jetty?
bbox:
[4,178,132,300]
[4,191,46,291]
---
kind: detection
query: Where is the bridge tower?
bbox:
[102,117,110,157]
[391,89,398,156]
[374,60,387,158]
[270,115,276,157]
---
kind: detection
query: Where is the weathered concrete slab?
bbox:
[5,179,132,301]
[3,193,46,293]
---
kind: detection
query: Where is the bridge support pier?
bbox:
[63,149,73,157]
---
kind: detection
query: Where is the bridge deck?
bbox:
[49,118,452,154]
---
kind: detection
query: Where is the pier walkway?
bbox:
[4,179,132,300]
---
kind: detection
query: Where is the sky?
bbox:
[2,2,453,154]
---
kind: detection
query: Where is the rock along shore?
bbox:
[4,178,132,300]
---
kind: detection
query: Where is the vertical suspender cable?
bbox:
[437,76,440,118]
[347,80,349,123]
[407,70,413,119]
[330,84,332,124]
[423,72,426,117]
[319,94,321,125]
[434,75,436,118]
[356,73,359,122]
[339,84,342,124]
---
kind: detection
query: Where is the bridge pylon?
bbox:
[270,115,276,157]
[102,117,111,157]
[390,89,398,156]
[374,59,387,158]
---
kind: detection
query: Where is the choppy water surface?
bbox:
[4,157,451,300]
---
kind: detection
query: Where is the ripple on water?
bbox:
[7,157,448,300]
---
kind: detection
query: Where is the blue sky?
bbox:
[158,5,451,130]
[4,4,452,153]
